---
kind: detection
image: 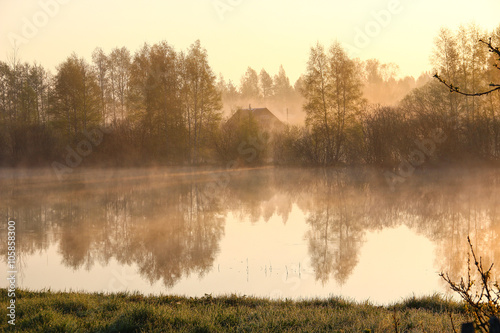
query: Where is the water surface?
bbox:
[1,166,499,304]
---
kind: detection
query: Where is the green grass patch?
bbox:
[0,289,471,332]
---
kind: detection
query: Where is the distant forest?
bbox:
[0,23,499,170]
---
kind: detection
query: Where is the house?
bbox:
[226,106,286,133]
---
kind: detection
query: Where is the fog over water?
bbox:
[0,166,499,304]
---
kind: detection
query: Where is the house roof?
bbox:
[227,107,285,132]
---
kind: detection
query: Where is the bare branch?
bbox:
[479,38,500,59]
[434,37,500,97]
[434,73,500,97]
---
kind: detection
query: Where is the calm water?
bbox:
[1,166,499,304]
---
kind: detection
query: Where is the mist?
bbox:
[1,2,500,329]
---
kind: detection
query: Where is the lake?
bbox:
[1,166,499,304]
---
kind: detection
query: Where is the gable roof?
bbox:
[227,107,285,132]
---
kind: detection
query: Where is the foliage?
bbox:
[302,42,365,165]
[1,24,500,167]
[434,35,500,96]
[50,54,102,140]
[240,67,260,100]
[181,40,222,164]
[213,110,269,165]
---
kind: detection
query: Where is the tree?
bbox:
[50,54,101,140]
[259,69,273,100]
[213,110,263,164]
[302,42,364,165]
[128,43,152,128]
[432,28,461,120]
[434,29,500,97]
[226,80,239,99]
[294,75,305,95]
[273,65,292,103]
[108,47,131,121]
[91,47,108,125]
[303,43,332,164]
[328,43,364,163]
[433,25,500,159]
[217,74,240,103]
[362,59,411,105]
[0,59,53,164]
[181,40,222,164]
[149,41,183,159]
[240,67,260,101]
[127,42,186,161]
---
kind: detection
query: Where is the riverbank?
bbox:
[0,289,469,332]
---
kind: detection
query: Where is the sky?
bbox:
[0,0,499,85]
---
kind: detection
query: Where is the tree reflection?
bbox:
[123,182,225,287]
[0,167,499,289]
[304,170,366,285]
[0,169,226,288]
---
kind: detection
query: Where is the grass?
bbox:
[0,289,470,332]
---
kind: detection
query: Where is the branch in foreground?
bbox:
[479,38,500,60]
[434,37,500,97]
[440,236,500,333]
[433,74,500,97]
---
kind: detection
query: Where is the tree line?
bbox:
[275,23,500,167]
[0,40,222,166]
[0,23,499,168]
[220,57,426,125]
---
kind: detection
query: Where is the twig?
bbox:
[433,74,500,97]
[434,37,500,97]
[440,236,500,333]
[448,312,458,333]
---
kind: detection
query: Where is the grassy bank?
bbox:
[0,289,470,332]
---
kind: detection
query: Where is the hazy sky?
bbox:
[1,0,499,84]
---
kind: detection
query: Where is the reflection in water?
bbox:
[305,170,365,285]
[0,167,499,295]
[0,169,226,288]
